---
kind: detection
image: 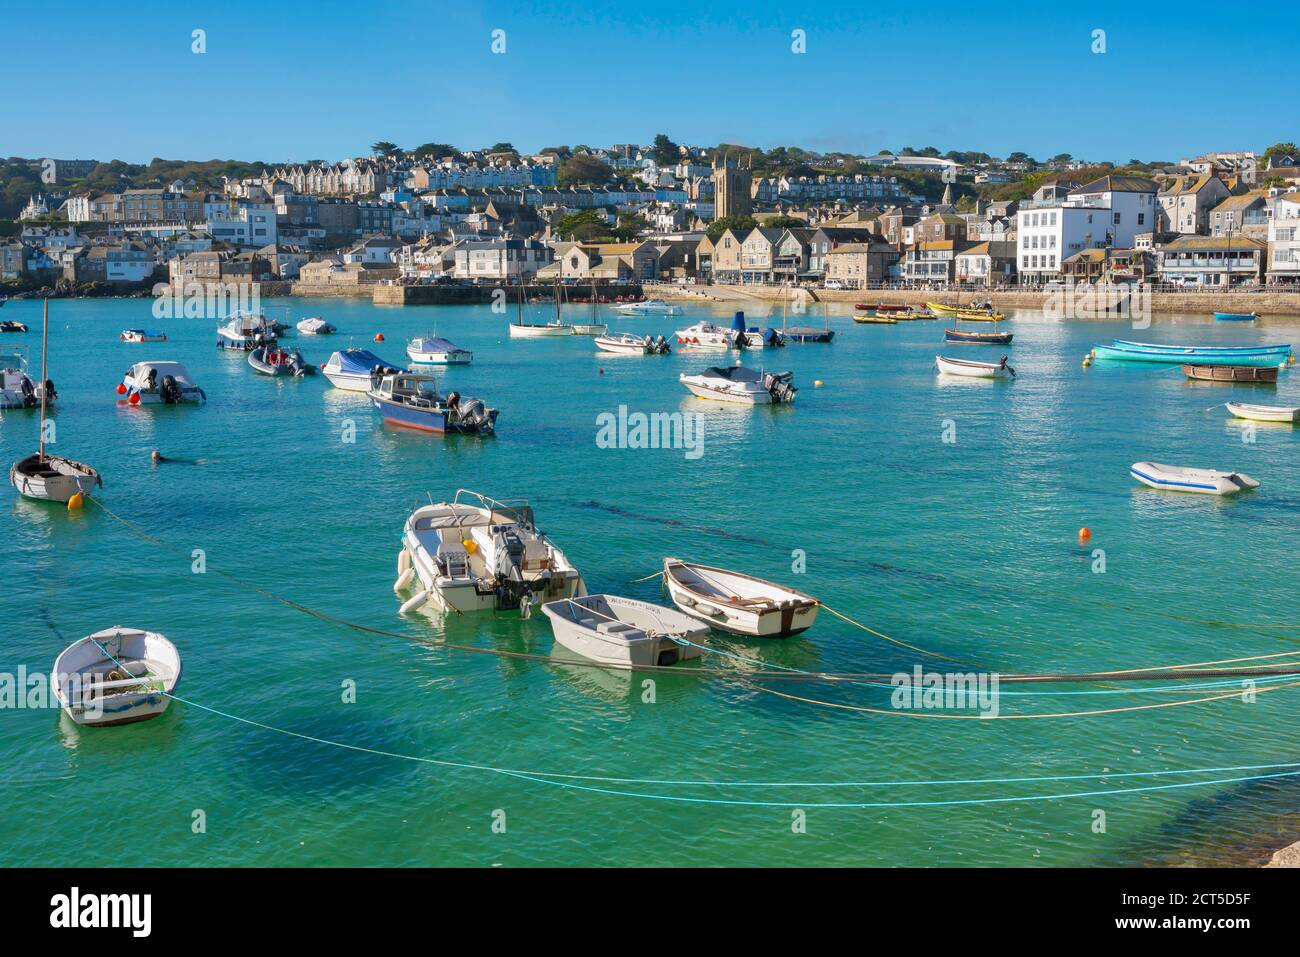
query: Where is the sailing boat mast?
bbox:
[38,298,48,460]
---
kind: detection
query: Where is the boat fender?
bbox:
[399,589,429,615]
[676,594,696,607]
[519,594,533,619]
[397,549,411,576]
[394,567,415,593]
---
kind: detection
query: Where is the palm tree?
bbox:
[370,141,400,157]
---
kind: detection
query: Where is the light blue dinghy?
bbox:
[1131,462,1259,496]
[1093,341,1291,366]
[1214,312,1258,321]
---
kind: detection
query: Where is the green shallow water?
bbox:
[1,295,1299,867]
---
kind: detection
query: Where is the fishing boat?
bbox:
[248,346,316,377]
[394,489,585,615]
[0,320,27,333]
[296,317,336,335]
[216,312,277,350]
[0,349,52,409]
[945,328,1013,345]
[407,335,472,364]
[853,313,898,324]
[594,332,671,355]
[935,355,1015,378]
[119,360,206,404]
[321,348,404,391]
[52,626,181,727]
[120,329,167,343]
[1224,402,1300,423]
[1130,461,1259,496]
[1181,363,1278,383]
[613,299,682,316]
[1093,342,1289,366]
[1215,311,1258,321]
[369,371,497,435]
[663,558,820,638]
[10,300,101,504]
[541,594,709,668]
[680,366,797,404]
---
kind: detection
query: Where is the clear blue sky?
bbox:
[2,1,1293,165]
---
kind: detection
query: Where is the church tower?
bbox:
[712,154,753,221]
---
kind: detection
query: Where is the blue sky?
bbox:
[2,1,1293,165]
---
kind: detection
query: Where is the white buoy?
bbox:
[399,589,429,615]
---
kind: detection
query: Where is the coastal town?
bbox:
[3,140,1299,305]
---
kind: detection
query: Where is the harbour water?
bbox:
[2,295,1298,867]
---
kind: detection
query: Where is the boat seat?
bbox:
[596,621,648,642]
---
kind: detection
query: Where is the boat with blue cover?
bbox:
[1092,340,1291,366]
[407,336,472,364]
[321,348,404,391]
[1214,312,1258,321]
[368,371,498,435]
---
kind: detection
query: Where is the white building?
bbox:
[1267,192,1300,284]
[451,238,551,280]
[1016,175,1158,284]
[204,203,277,248]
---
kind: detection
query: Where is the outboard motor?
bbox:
[457,398,493,434]
[43,378,57,401]
[652,335,671,355]
[144,367,158,391]
[763,328,785,347]
[491,526,529,609]
[763,372,798,404]
[20,377,36,408]
[160,374,182,404]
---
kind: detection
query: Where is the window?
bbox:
[1138,213,1145,226]
[1113,213,1121,225]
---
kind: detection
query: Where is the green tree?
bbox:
[652,134,679,166]
[612,213,649,241]
[1260,142,1298,169]
[553,209,613,242]
[412,143,463,161]
[488,142,517,155]
[370,141,400,156]
[558,155,615,185]
[762,215,805,229]
[707,215,758,240]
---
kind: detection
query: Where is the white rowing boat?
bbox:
[541,594,708,667]
[52,626,181,727]
[1225,402,1300,423]
[935,354,1014,378]
[1130,461,1259,496]
[662,558,819,638]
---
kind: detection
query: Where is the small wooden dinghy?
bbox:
[945,328,1013,345]
[1215,311,1258,321]
[1130,461,1259,496]
[541,594,709,667]
[52,626,181,727]
[1182,363,1278,383]
[935,355,1015,378]
[1225,402,1300,423]
[663,558,819,638]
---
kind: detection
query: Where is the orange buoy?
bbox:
[116,383,127,395]
[67,492,84,510]
[128,391,141,405]
[1078,527,1092,545]
[374,333,384,342]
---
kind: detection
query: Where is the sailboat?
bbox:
[9,300,102,505]
[944,307,1012,345]
[509,277,571,337]
[778,284,834,343]
[570,274,607,336]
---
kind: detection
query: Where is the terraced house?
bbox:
[1266,192,1300,284]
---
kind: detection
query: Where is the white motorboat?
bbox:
[1225,402,1300,423]
[369,371,498,435]
[594,332,672,355]
[663,558,820,638]
[541,594,708,668]
[407,335,472,364]
[321,348,404,391]
[680,365,796,404]
[0,349,53,409]
[1130,461,1259,496]
[675,321,737,350]
[119,360,206,404]
[216,312,277,350]
[120,328,167,343]
[52,626,181,727]
[614,299,682,316]
[10,299,99,505]
[509,320,572,337]
[395,489,586,615]
[935,354,1015,378]
[296,317,336,335]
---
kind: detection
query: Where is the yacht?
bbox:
[394,490,586,615]
[614,299,682,316]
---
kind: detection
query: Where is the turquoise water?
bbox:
[2,294,1299,867]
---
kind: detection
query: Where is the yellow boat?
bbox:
[926,302,960,317]
[852,314,897,324]
[953,309,1006,322]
